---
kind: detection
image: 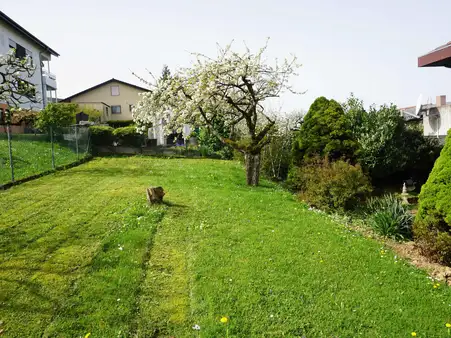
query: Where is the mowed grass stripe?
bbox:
[0,158,166,336]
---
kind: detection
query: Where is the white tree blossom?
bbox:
[133,41,301,185]
[0,50,37,119]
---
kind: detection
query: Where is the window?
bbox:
[111,86,120,96]
[111,105,121,114]
[129,104,134,112]
[8,39,31,63]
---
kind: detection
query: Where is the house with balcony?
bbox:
[0,10,59,111]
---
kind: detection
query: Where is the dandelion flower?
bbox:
[220,316,228,323]
[446,323,451,328]
[411,332,417,337]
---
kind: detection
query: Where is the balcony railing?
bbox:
[42,69,57,90]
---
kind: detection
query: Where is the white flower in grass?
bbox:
[192,324,201,330]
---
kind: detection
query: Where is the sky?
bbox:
[3,0,451,112]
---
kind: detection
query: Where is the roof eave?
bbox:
[418,43,451,68]
[0,11,59,57]
[63,78,150,101]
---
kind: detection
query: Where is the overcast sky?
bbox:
[3,0,451,112]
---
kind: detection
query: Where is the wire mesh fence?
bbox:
[0,125,91,187]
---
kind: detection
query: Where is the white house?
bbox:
[0,10,59,110]
[400,95,451,145]
[148,115,192,146]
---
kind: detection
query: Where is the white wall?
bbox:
[423,105,451,139]
[0,20,52,110]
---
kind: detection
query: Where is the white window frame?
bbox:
[110,86,120,96]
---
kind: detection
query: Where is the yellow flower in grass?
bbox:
[411,332,417,337]
[446,323,451,328]
[85,334,91,338]
[220,316,228,323]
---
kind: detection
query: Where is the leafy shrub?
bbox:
[78,106,102,122]
[89,125,114,146]
[292,97,358,165]
[414,130,451,265]
[113,126,144,147]
[36,103,77,131]
[365,194,413,240]
[290,158,371,212]
[342,94,440,182]
[106,120,135,128]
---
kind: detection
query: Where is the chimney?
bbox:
[436,95,446,107]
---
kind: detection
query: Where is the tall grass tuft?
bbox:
[365,194,413,240]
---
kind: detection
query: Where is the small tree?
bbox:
[292,96,358,165]
[35,103,77,132]
[261,111,303,180]
[133,42,301,186]
[77,106,102,122]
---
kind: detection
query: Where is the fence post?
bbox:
[50,126,55,169]
[6,124,14,182]
[75,125,79,160]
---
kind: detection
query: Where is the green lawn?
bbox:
[0,134,80,185]
[1,157,451,337]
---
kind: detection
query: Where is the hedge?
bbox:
[89,125,115,146]
[112,126,144,147]
[106,120,135,128]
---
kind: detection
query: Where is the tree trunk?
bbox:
[245,152,261,186]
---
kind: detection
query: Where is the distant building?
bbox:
[0,10,59,110]
[63,78,150,122]
[400,95,451,145]
[411,42,451,144]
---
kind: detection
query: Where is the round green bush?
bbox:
[291,158,372,212]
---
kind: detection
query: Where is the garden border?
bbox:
[0,155,93,191]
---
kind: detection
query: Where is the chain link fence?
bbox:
[0,125,91,187]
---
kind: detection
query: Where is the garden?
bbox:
[2,157,451,337]
[2,41,451,337]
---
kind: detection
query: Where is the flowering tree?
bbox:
[133,42,301,185]
[0,50,37,117]
[1,49,37,181]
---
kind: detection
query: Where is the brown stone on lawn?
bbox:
[146,186,165,204]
